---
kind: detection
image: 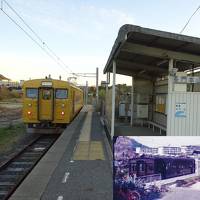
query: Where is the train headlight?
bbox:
[62,104,65,108]
[27,111,31,115]
[61,111,65,115]
[28,103,32,107]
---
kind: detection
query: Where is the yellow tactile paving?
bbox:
[73,142,90,160]
[78,112,92,142]
[73,141,105,160]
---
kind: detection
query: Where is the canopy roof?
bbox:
[0,74,10,81]
[104,24,200,79]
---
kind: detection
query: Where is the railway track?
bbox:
[0,134,59,200]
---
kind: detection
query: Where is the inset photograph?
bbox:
[113,136,200,200]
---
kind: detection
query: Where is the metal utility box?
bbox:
[136,105,148,118]
[119,101,131,117]
[119,102,126,117]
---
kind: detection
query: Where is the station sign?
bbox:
[101,81,108,86]
[41,81,53,87]
[174,76,200,84]
[175,103,186,118]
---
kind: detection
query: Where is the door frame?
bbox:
[37,87,54,121]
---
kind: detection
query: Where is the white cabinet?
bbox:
[174,84,187,92]
[119,102,131,117]
[119,102,126,117]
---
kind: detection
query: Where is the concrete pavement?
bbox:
[161,187,200,200]
[9,105,112,200]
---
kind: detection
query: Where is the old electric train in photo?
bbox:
[128,156,195,180]
[22,78,83,132]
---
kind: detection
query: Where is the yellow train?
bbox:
[22,78,83,132]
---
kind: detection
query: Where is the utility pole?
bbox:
[96,67,99,107]
[85,81,88,105]
[70,69,98,107]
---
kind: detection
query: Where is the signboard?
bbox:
[41,81,52,87]
[101,81,108,86]
[174,76,200,84]
[175,103,186,118]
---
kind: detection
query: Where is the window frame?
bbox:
[26,88,38,99]
[42,89,52,100]
[55,89,68,99]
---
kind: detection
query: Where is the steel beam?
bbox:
[116,68,154,80]
[116,59,167,73]
[121,42,200,64]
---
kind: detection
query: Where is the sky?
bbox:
[1,0,200,85]
[129,136,200,147]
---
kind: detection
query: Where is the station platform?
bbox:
[10,105,112,200]
[111,119,166,136]
[115,124,165,136]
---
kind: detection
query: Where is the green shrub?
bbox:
[0,88,21,100]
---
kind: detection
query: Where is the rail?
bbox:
[0,134,59,200]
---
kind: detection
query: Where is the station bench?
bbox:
[147,121,166,135]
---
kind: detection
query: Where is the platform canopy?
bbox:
[104,24,200,79]
[0,74,10,81]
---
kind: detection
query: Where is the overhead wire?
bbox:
[0,0,98,79]
[0,8,62,68]
[0,0,75,75]
[3,1,200,79]
[2,0,44,43]
[180,4,200,34]
[179,3,200,74]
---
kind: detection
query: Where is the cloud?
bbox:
[1,1,134,85]
[79,5,135,34]
[1,51,131,86]
[95,7,134,25]
[130,136,200,147]
[0,52,107,85]
[8,1,134,40]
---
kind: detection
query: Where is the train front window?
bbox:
[56,89,68,99]
[26,88,38,98]
[42,89,51,100]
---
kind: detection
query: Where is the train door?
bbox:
[136,160,146,177]
[129,161,137,176]
[38,88,53,121]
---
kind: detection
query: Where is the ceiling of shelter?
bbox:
[104,24,200,80]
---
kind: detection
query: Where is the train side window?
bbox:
[131,164,136,172]
[139,163,144,172]
[26,88,38,98]
[56,89,68,99]
[148,164,153,171]
[42,89,51,100]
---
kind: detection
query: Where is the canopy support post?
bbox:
[111,61,116,138]
[131,76,134,126]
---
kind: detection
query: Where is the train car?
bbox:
[129,156,195,180]
[22,78,83,132]
[154,157,195,179]
[129,158,154,177]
